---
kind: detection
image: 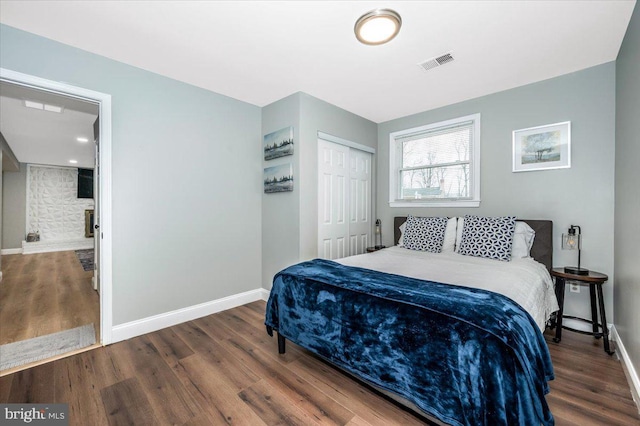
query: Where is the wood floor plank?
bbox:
[197,311,305,365]
[172,321,261,391]
[100,377,159,426]
[345,416,374,426]
[0,374,13,403]
[287,354,429,426]
[198,316,356,425]
[174,354,268,425]
[146,326,194,368]
[107,334,202,425]
[4,362,55,403]
[54,354,108,425]
[239,379,328,426]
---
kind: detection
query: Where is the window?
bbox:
[389,113,480,207]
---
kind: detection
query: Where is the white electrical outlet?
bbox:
[569,282,580,293]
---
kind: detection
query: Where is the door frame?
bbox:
[1,67,113,345]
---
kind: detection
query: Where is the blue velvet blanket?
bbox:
[265,259,554,426]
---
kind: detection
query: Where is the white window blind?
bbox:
[389,114,480,207]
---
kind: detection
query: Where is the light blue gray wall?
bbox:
[377,63,617,324]
[615,2,640,388]
[0,24,262,325]
[262,93,301,289]
[261,92,377,288]
[1,162,27,249]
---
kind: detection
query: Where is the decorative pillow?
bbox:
[511,221,536,259]
[442,217,458,253]
[458,215,517,261]
[402,215,449,253]
[400,217,456,250]
[455,217,464,252]
[398,222,406,246]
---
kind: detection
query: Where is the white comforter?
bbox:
[337,246,559,331]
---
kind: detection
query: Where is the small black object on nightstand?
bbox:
[366,246,385,253]
[551,268,614,355]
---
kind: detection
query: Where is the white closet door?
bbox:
[348,148,371,256]
[318,140,349,259]
[318,139,372,259]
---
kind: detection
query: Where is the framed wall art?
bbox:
[264,163,293,193]
[263,126,294,160]
[512,121,571,172]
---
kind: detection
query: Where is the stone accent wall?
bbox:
[27,165,94,241]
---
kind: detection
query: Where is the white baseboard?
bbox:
[111,288,264,343]
[611,325,640,413]
[22,239,93,254]
[261,288,270,301]
[1,248,23,255]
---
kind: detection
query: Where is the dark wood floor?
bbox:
[1,301,638,425]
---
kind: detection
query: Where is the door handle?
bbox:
[94,224,100,229]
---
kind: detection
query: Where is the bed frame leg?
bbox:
[277,332,286,354]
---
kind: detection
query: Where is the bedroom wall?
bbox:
[261,92,377,289]
[0,24,262,326]
[262,93,301,290]
[615,1,640,389]
[377,62,616,327]
[1,162,27,249]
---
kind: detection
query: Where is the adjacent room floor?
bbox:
[0,251,99,370]
[0,300,637,425]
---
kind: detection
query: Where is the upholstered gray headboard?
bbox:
[393,217,553,272]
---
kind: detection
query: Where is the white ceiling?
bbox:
[0,1,635,124]
[0,82,98,169]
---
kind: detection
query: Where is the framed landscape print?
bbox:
[264,126,293,160]
[264,163,293,193]
[512,121,571,172]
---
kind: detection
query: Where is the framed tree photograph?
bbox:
[512,121,571,172]
[263,126,294,160]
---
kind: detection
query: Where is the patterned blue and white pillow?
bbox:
[458,215,517,261]
[402,215,449,253]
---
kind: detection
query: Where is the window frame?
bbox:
[389,113,481,208]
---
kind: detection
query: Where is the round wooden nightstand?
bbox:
[551,268,613,355]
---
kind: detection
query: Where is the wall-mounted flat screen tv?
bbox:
[78,168,94,199]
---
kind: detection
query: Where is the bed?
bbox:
[265,216,558,426]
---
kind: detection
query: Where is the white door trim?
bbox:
[318,131,376,154]
[1,67,113,345]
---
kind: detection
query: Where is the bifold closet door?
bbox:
[318,139,371,260]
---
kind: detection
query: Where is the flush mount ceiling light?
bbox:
[69,159,78,164]
[354,8,402,45]
[77,137,89,143]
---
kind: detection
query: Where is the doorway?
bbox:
[317,137,373,259]
[0,68,112,373]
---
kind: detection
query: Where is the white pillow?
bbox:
[442,217,457,253]
[511,221,536,259]
[399,217,457,251]
[398,222,406,246]
[455,217,464,252]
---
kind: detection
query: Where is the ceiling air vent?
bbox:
[419,52,455,72]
